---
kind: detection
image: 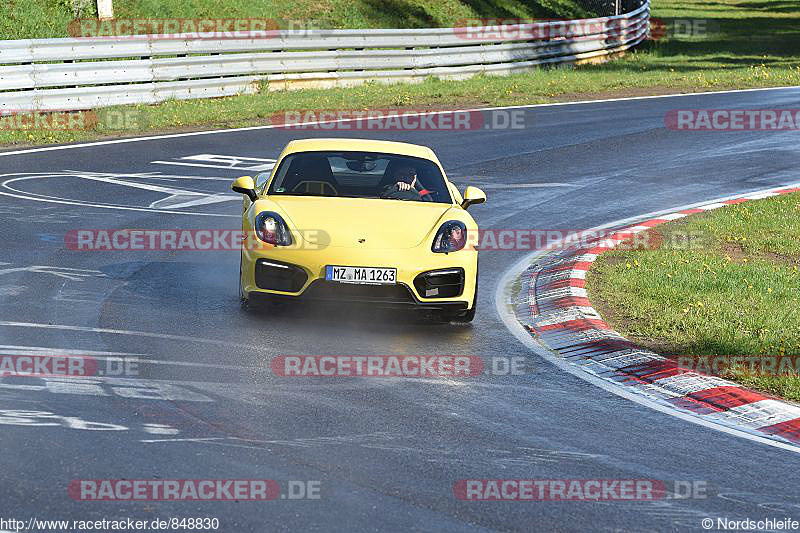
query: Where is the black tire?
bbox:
[435,268,478,323]
[456,301,476,323]
[450,294,477,323]
[239,254,251,310]
[455,266,478,323]
[428,310,454,324]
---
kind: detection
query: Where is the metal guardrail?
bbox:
[0,2,649,112]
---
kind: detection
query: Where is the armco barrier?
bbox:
[0,3,649,112]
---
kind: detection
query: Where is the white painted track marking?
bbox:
[0,345,139,357]
[0,344,255,371]
[0,86,797,159]
[152,154,276,172]
[468,183,576,189]
[0,172,238,216]
[0,321,254,348]
[0,265,105,281]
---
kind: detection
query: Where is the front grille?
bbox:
[414,268,465,298]
[255,259,308,292]
[303,280,415,303]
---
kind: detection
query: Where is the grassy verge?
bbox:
[0,0,598,40]
[586,192,800,401]
[1,0,799,148]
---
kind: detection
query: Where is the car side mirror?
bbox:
[461,186,486,209]
[232,176,257,202]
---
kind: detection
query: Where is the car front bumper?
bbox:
[240,243,477,310]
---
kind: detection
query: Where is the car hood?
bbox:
[270,196,454,249]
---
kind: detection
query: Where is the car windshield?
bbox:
[267,151,452,204]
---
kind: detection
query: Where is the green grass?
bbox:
[0,0,598,40]
[1,0,799,148]
[587,192,800,401]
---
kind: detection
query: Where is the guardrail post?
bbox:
[97,0,114,20]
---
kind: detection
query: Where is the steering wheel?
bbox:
[380,182,434,201]
[417,187,434,202]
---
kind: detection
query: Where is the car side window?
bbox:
[255,172,271,191]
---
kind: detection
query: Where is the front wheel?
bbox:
[451,294,477,323]
[456,266,478,322]
[436,270,477,323]
[455,302,476,323]
[433,305,475,324]
[239,254,251,310]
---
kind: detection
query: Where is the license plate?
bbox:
[326,266,397,285]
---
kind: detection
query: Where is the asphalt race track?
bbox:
[1,87,799,532]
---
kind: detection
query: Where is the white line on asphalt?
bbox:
[0,345,140,357]
[58,170,238,210]
[63,171,212,196]
[151,161,275,171]
[183,154,276,162]
[0,265,104,281]
[143,175,232,181]
[98,355,266,371]
[468,183,576,189]
[0,345,264,371]
[0,321,254,348]
[495,181,800,455]
[167,154,277,171]
[140,437,227,443]
[0,86,797,159]
[149,194,235,210]
[0,173,238,217]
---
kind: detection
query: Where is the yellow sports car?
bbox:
[231,138,485,322]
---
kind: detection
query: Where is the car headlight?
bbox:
[432,220,467,253]
[255,211,293,246]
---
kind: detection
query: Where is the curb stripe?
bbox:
[762,418,800,440]
[520,184,800,447]
[680,386,767,410]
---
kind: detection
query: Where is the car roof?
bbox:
[281,138,438,161]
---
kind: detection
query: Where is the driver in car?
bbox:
[383,165,433,201]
